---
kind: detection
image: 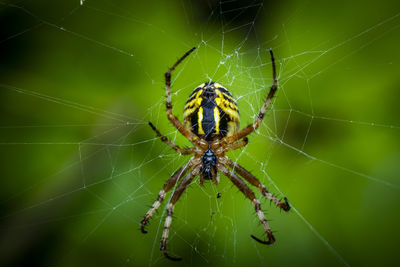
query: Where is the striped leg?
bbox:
[223,49,277,144]
[225,158,290,211]
[219,164,275,244]
[161,167,200,261]
[165,47,203,147]
[225,137,249,152]
[140,164,190,233]
[148,122,194,155]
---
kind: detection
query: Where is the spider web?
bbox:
[0,0,400,266]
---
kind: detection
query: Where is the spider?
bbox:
[140,47,290,261]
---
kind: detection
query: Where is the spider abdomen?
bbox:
[183,82,239,141]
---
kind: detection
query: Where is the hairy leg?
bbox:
[160,166,201,261]
[148,122,194,155]
[223,49,277,144]
[224,137,248,152]
[224,157,290,211]
[219,164,275,245]
[164,47,205,147]
[140,163,190,233]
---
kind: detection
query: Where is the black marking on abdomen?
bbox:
[201,99,216,140]
[217,106,228,137]
[191,108,199,135]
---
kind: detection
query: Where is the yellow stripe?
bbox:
[215,96,239,122]
[196,90,203,105]
[197,107,204,134]
[214,89,240,136]
[184,89,203,132]
[221,92,235,101]
[215,97,221,106]
[215,89,235,102]
[184,89,203,109]
[183,107,196,119]
[184,84,240,136]
[214,106,220,134]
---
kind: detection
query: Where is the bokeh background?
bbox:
[1,0,400,266]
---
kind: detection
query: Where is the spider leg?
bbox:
[165,47,205,148]
[140,163,190,233]
[224,157,290,211]
[223,49,277,144]
[148,122,194,155]
[225,137,249,152]
[161,166,201,261]
[218,164,275,245]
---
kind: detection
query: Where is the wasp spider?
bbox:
[140,47,290,261]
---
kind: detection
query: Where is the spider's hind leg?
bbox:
[164,47,201,146]
[223,49,278,144]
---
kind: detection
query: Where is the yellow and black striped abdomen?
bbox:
[183,82,239,141]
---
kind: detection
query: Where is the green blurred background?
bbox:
[1,0,400,266]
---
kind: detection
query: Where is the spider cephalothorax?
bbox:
[201,148,217,181]
[141,47,290,261]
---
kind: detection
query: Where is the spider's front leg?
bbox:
[224,157,290,211]
[160,166,201,261]
[218,164,275,245]
[140,163,190,233]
